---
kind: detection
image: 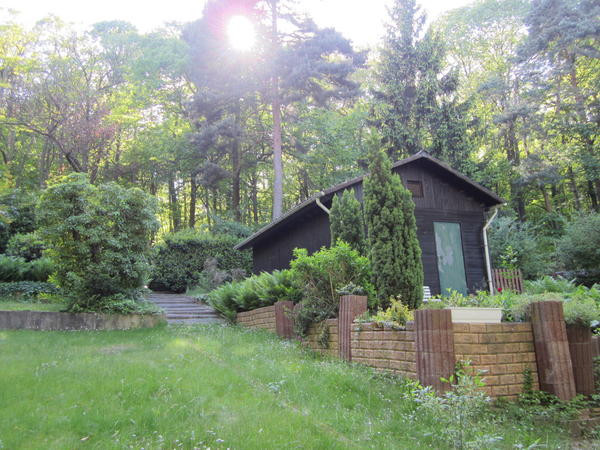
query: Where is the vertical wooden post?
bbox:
[338,295,367,361]
[566,325,595,396]
[530,301,576,401]
[592,336,600,359]
[274,301,294,339]
[415,309,455,393]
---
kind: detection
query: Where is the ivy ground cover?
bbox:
[0,325,576,449]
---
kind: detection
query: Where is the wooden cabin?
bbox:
[235,152,504,295]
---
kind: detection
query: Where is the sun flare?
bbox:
[227,15,256,52]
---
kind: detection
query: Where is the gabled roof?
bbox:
[235,151,504,250]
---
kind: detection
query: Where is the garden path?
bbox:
[148,292,225,325]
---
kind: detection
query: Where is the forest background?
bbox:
[0,0,598,279]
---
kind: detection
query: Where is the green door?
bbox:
[434,222,468,296]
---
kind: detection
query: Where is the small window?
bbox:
[406,180,423,198]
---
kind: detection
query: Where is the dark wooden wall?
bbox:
[251,159,489,295]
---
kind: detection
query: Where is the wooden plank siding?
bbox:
[251,159,490,295]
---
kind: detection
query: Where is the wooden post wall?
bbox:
[530,301,576,401]
[274,301,294,339]
[415,309,455,393]
[566,325,595,396]
[338,295,367,361]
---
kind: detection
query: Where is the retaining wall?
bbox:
[351,322,417,379]
[305,319,339,357]
[0,310,165,331]
[237,305,277,333]
[236,300,593,400]
[453,322,539,399]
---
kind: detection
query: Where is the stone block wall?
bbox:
[236,305,276,333]
[305,319,339,357]
[453,322,539,399]
[351,322,416,379]
[235,300,590,401]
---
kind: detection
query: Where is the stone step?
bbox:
[147,292,224,325]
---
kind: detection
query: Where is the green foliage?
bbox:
[149,230,251,293]
[0,325,572,448]
[556,213,600,278]
[0,281,60,299]
[329,189,365,253]
[488,216,551,279]
[414,361,492,449]
[68,294,162,316]
[370,296,414,327]
[206,269,302,323]
[363,148,423,309]
[563,297,600,328]
[6,232,46,261]
[524,276,578,294]
[37,174,159,311]
[0,255,53,282]
[206,216,255,239]
[206,282,240,323]
[0,189,36,253]
[290,241,375,335]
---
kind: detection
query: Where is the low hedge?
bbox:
[206,270,302,322]
[0,255,53,282]
[0,281,60,298]
[149,230,251,293]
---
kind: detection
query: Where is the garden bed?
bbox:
[0,309,166,331]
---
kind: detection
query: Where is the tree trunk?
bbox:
[587,180,599,212]
[168,174,181,232]
[270,0,283,219]
[189,173,197,229]
[232,102,242,222]
[251,173,259,224]
[541,186,553,212]
[567,166,582,211]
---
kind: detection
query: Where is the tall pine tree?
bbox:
[372,0,473,173]
[329,189,365,253]
[363,148,423,309]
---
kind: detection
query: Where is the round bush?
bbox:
[6,232,46,261]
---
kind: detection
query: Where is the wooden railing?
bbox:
[492,268,524,293]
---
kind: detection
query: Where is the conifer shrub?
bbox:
[363,149,423,309]
[329,189,365,253]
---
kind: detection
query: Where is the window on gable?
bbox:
[406,180,424,198]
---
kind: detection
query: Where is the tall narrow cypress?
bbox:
[363,148,424,309]
[329,189,365,254]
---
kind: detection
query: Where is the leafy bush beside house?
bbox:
[37,174,159,312]
[149,230,251,293]
[206,269,301,322]
[488,216,550,279]
[290,241,375,334]
[556,213,600,285]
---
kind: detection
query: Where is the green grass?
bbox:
[0,301,65,311]
[0,325,573,449]
[0,295,68,312]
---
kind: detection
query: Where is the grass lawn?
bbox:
[0,295,68,312]
[0,324,576,449]
[0,301,66,312]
